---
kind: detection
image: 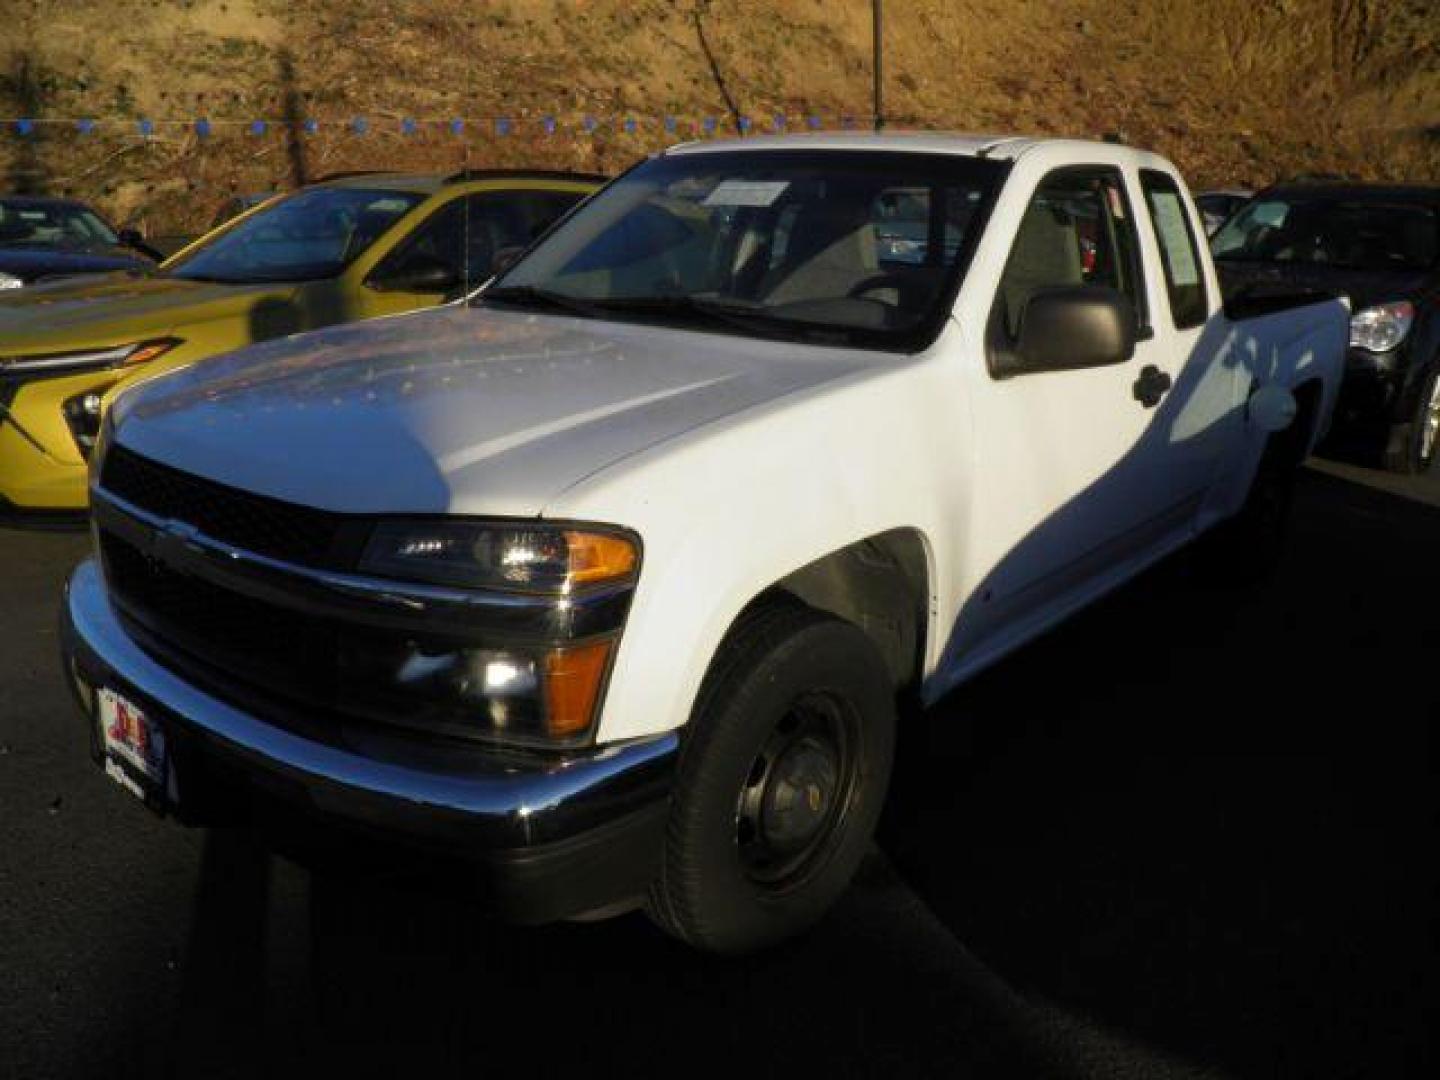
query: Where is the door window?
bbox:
[370,191,584,290]
[1140,170,1210,329]
[995,168,1146,340]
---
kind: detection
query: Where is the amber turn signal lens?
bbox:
[543,639,613,738]
[564,530,637,588]
[123,339,182,367]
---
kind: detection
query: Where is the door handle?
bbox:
[1132,365,1172,409]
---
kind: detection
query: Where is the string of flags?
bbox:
[2,112,879,139]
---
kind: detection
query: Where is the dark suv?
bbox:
[1212,181,1440,472]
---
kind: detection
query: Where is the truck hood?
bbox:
[0,272,297,354]
[112,305,888,517]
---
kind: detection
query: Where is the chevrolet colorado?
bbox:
[61,134,1349,952]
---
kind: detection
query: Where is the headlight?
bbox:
[0,338,181,375]
[360,521,638,594]
[337,637,615,746]
[354,521,638,745]
[0,271,24,290]
[1349,301,1415,353]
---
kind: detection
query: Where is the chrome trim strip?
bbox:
[63,557,677,846]
[91,487,633,641]
[0,343,134,374]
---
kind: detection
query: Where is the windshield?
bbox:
[0,200,119,250]
[168,187,425,284]
[483,150,1003,350]
[1212,196,1439,272]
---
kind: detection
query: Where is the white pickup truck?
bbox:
[62,134,1348,953]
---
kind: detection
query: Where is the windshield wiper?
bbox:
[480,284,609,319]
[588,294,846,342]
[483,288,850,343]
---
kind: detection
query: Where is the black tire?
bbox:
[1382,367,1440,475]
[646,604,896,953]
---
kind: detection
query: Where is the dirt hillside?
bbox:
[2,0,1437,233]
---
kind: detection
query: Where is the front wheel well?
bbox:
[734,528,931,696]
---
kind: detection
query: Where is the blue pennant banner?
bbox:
[0,111,886,144]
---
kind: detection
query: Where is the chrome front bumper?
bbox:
[61,557,678,921]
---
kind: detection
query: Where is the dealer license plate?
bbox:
[98,687,168,805]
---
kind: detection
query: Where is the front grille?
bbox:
[101,530,335,706]
[99,526,505,739]
[101,444,344,568]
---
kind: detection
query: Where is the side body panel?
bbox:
[556,142,1348,745]
[545,327,975,744]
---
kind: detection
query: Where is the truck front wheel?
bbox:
[647,605,896,953]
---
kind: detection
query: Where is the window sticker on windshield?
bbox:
[1250,202,1289,229]
[1151,193,1201,286]
[703,180,791,208]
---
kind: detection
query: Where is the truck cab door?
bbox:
[953,165,1211,668]
[1132,168,1244,527]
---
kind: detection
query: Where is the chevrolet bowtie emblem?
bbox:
[149,519,203,566]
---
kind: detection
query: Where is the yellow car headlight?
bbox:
[1,338,181,376]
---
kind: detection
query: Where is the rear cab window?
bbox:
[1139,170,1210,329]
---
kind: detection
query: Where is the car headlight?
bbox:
[1349,301,1415,353]
[360,520,638,594]
[0,271,24,290]
[337,636,616,746]
[0,338,181,375]
[356,521,639,745]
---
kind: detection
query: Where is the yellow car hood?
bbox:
[0,272,299,355]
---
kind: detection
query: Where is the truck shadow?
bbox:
[884,467,1439,1078]
[164,470,1436,1079]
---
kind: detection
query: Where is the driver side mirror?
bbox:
[491,245,526,276]
[371,255,462,294]
[116,227,163,263]
[997,286,1136,377]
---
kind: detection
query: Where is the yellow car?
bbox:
[0,169,602,519]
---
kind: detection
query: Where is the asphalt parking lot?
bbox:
[2,461,1436,1080]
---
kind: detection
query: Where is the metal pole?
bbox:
[872,0,884,131]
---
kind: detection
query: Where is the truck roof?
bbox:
[664,131,1150,164]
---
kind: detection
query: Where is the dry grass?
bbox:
[1,0,1436,232]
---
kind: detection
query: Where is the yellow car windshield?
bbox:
[168,188,424,284]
